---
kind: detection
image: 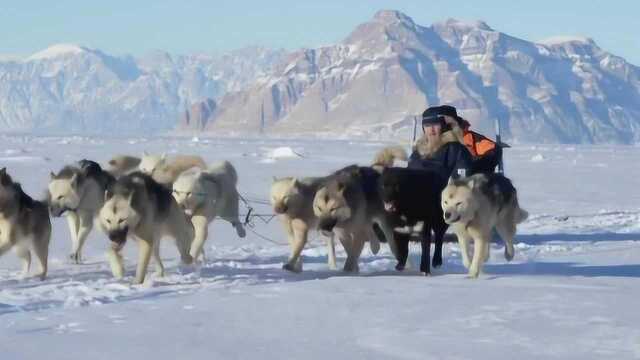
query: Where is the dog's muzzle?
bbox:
[318,217,338,234]
[108,227,129,250]
[50,205,72,217]
[443,212,461,224]
[273,203,288,214]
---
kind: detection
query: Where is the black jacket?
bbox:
[408,142,473,179]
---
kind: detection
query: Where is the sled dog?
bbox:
[312,165,398,273]
[0,168,51,280]
[441,173,528,278]
[48,160,115,263]
[172,161,246,261]
[106,155,141,178]
[138,152,206,186]
[378,166,448,275]
[98,172,193,284]
[270,176,339,272]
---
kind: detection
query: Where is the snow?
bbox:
[530,153,546,162]
[26,43,87,61]
[263,146,304,159]
[1,136,640,359]
[537,36,594,46]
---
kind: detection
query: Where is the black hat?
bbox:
[422,105,462,127]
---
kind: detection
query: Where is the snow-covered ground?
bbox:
[1,135,639,359]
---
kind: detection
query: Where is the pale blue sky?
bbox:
[1,0,637,64]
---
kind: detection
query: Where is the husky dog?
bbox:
[0,168,51,280]
[379,167,448,275]
[98,172,194,284]
[441,173,528,278]
[270,176,338,272]
[138,152,206,186]
[106,155,141,178]
[313,165,397,272]
[48,160,115,263]
[172,161,246,261]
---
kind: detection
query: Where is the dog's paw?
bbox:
[420,271,431,277]
[69,252,82,264]
[462,258,471,269]
[282,263,301,273]
[504,248,514,262]
[236,226,246,238]
[395,262,405,271]
[467,268,480,279]
[432,256,443,268]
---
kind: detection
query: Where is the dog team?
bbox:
[0,105,528,282]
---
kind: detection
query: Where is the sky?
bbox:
[1,0,638,64]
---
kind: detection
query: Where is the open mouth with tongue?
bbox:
[383,201,396,212]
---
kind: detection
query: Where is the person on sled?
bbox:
[409,105,503,176]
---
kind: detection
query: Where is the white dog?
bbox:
[138,152,206,186]
[172,161,246,261]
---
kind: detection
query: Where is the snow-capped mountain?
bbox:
[200,10,640,143]
[1,10,639,143]
[0,45,287,133]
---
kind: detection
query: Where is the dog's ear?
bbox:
[70,173,83,187]
[290,177,299,188]
[104,189,113,202]
[447,176,455,186]
[467,178,476,189]
[0,168,10,186]
[127,192,135,205]
[337,181,346,194]
[272,176,279,182]
[50,171,57,180]
[160,153,167,162]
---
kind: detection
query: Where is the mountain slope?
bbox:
[203,10,640,143]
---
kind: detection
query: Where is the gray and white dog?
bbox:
[98,172,194,284]
[0,168,51,280]
[172,161,246,262]
[441,173,528,278]
[312,165,397,272]
[48,160,115,263]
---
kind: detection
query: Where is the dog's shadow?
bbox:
[516,232,640,243]
[484,261,640,278]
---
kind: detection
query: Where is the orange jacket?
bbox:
[463,130,497,158]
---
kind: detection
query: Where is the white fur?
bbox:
[48,172,105,263]
[139,153,206,186]
[172,161,246,262]
[441,177,528,278]
[98,186,194,284]
[270,177,337,272]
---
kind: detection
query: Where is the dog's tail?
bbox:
[372,146,408,168]
[514,198,529,224]
[207,160,238,185]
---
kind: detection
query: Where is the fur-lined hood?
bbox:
[412,117,465,159]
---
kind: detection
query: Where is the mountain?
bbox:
[200,10,640,143]
[1,11,639,143]
[0,45,287,133]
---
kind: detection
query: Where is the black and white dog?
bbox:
[378,167,448,275]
